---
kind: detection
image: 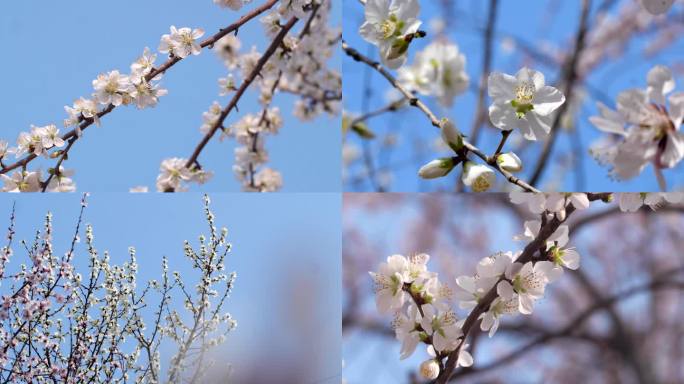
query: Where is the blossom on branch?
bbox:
[488,67,566,141]
[359,0,423,69]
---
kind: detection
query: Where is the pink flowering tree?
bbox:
[0,194,236,383]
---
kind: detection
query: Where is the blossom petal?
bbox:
[518,113,551,141]
[516,67,545,90]
[488,72,517,102]
[394,0,420,23]
[533,86,565,116]
[488,102,517,131]
[661,131,684,168]
[647,65,675,105]
[669,92,684,128]
[364,0,390,23]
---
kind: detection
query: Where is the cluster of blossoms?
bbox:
[157,0,339,192]
[0,124,75,192]
[370,191,684,380]
[3,0,339,193]
[227,109,284,191]
[1,23,211,191]
[590,65,684,185]
[357,1,568,191]
[0,195,236,383]
[417,67,565,189]
[156,157,214,192]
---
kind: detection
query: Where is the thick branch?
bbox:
[436,193,612,383]
[184,17,299,169]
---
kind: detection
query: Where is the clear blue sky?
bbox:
[0,192,342,382]
[343,0,684,192]
[0,0,341,192]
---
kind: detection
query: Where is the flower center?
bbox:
[511,81,536,118]
[181,33,194,45]
[380,15,404,39]
[472,176,491,192]
[105,81,119,94]
[515,81,535,104]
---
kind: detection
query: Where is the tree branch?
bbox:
[341,41,540,193]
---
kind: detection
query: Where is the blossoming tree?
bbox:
[0,194,237,383]
[343,192,684,383]
[0,0,340,193]
[342,0,684,192]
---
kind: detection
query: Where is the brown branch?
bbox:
[528,0,592,186]
[184,17,299,169]
[448,269,684,381]
[341,41,541,193]
[0,0,280,181]
[435,192,612,383]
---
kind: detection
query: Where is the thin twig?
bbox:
[342,41,540,193]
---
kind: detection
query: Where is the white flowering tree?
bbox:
[343,192,684,383]
[0,0,340,193]
[0,194,237,383]
[342,0,684,192]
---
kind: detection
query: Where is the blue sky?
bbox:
[0,0,341,192]
[343,0,684,192]
[0,192,342,382]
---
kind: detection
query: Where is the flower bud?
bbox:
[462,162,495,192]
[440,118,463,152]
[418,158,456,179]
[496,152,523,172]
[419,359,440,380]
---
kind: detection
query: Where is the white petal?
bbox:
[589,115,626,136]
[496,280,514,300]
[617,89,650,125]
[661,131,684,168]
[618,193,644,212]
[364,0,390,23]
[668,92,684,128]
[458,350,473,368]
[488,72,517,102]
[394,0,420,22]
[569,194,590,210]
[516,67,545,90]
[518,113,551,141]
[647,65,675,105]
[488,102,517,131]
[518,294,534,315]
[562,249,581,270]
[533,86,565,116]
